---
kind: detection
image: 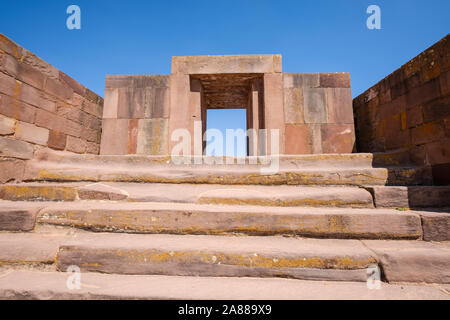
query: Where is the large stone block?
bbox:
[59,71,86,96]
[0,115,15,135]
[136,118,169,155]
[19,82,56,112]
[66,136,86,154]
[283,87,304,124]
[326,88,353,124]
[14,121,49,146]
[411,121,445,146]
[0,71,18,96]
[0,34,23,58]
[100,119,129,155]
[425,138,450,165]
[263,73,285,154]
[0,158,25,183]
[285,124,312,154]
[0,137,34,159]
[319,73,350,88]
[103,88,118,118]
[43,77,73,102]
[172,55,282,74]
[0,93,36,123]
[303,88,327,124]
[421,211,450,241]
[47,130,66,150]
[321,124,355,154]
[283,73,319,88]
[405,77,441,110]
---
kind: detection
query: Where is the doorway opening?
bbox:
[190,73,265,157]
[205,109,247,156]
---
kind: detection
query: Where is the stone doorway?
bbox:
[190,73,265,156]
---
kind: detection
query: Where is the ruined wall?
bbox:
[0,34,103,183]
[284,73,355,154]
[101,75,170,155]
[353,34,450,184]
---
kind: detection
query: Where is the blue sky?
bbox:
[1,0,448,155]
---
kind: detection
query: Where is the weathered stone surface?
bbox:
[47,130,66,150]
[38,202,422,239]
[172,55,282,74]
[14,121,49,146]
[77,183,129,201]
[0,184,78,201]
[103,88,118,119]
[57,233,376,281]
[303,88,327,124]
[321,124,355,154]
[0,137,34,159]
[363,240,450,284]
[0,158,25,183]
[0,115,15,135]
[263,73,285,154]
[0,93,36,124]
[100,119,129,155]
[136,118,169,155]
[19,82,56,112]
[320,73,351,88]
[283,73,320,88]
[368,186,409,208]
[326,88,353,124]
[0,232,61,263]
[66,136,86,154]
[420,211,450,241]
[285,124,312,154]
[0,206,39,231]
[283,88,304,124]
[1,271,448,300]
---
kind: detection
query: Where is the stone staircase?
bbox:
[0,150,449,299]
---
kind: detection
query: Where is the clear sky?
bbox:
[1,0,448,155]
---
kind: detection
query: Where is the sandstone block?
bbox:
[172,55,282,74]
[283,73,319,88]
[0,137,34,159]
[0,94,36,123]
[326,88,353,124]
[321,124,355,154]
[285,124,312,154]
[0,115,15,135]
[319,73,350,88]
[421,211,450,241]
[283,87,304,124]
[14,121,49,146]
[66,136,86,154]
[100,119,129,155]
[0,158,25,183]
[303,88,327,124]
[47,130,66,150]
[136,118,169,155]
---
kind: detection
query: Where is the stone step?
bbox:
[32,148,412,167]
[23,159,429,186]
[0,231,448,284]
[34,202,423,239]
[0,182,375,208]
[0,271,448,300]
[56,233,379,282]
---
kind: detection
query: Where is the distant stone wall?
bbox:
[101,75,170,155]
[0,33,103,183]
[353,34,449,184]
[284,73,355,154]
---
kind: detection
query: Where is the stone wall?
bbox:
[101,75,170,155]
[353,34,450,185]
[284,73,355,154]
[0,33,104,183]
